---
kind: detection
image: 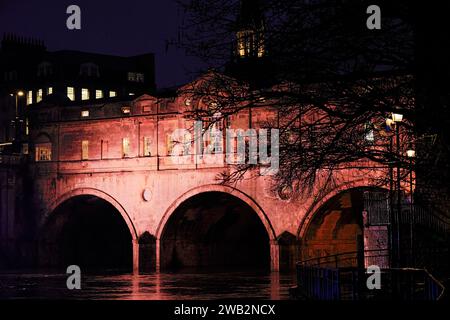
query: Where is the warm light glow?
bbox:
[122,138,130,157]
[96,90,103,99]
[391,113,403,123]
[81,110,89,117]
[143,137,151,157]
[406,149,416,158]
[67,87,75,101]
[122,106,131,114]
[27,91,33,105]
[237,29,265,58]
[37,89,43,103]
[82,88,90,101]
[17,91,24,97]
[82,140,89,160]
[35,144,52,161]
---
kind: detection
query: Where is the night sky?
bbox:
[0,0,204,89]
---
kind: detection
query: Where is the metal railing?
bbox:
[296,249,445,300]
[299,248,390,269]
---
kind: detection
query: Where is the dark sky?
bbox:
[0,0,204,89]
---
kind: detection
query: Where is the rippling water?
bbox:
[0,270,296,300]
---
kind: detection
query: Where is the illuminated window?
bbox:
[143,137,151,157]
[26,91,33,105]
[237,29,265,58]
[25,118,29,136]
[127,72,145,82]
[166,134,174,156]
[67,87,75,101]
[47,87,53,95]
[37,89,43,103]
[122,138,130,157]
[35,144,52,161]
[81,88,90,101]
[81,110,89,117]
[121,106,131,114]
[95,90,103,99]
[81,140,89,160]
[109,91,117,98]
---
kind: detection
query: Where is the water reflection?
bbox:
[0,270,296,300]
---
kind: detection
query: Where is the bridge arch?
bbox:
[155,184,278,271]
[39,188,138,271]
[297,183,389,266]
[297,180,384,239]
[41,188,138,240]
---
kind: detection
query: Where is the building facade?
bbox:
[0,34,155,144]
[0,77,392,272]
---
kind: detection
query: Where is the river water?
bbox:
[0,270,296,300]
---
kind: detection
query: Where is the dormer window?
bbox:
[37,62,52,77]
[80,63,100,77]
[127,72,145,83]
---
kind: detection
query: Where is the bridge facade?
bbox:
[21,91,386,273]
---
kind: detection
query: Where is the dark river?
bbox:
[0,270,296,300]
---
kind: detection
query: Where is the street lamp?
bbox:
[387,112,403,267]
[11,90,25,142]
[392,113,403,123]
[406,147,415,264]
[406,149,416,158]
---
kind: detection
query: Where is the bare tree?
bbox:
[171,0,441,204]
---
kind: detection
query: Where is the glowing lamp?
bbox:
[406,149,416,158]
[391,113,403,123]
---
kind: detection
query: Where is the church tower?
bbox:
[226,0,273,86]
[235,0,265,59]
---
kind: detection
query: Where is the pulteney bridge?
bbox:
[23,88,387,273]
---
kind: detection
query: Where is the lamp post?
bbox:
[388,112,403,267]
[386,117,395,267]
[11,91,24,143]
[406,148,415,265]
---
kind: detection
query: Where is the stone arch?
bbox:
[156,184,276,242]
[41,187,138,240]
[155,184,278,271]
[39,188,139,272]
[297,180,383,239]
[297,183,389,266]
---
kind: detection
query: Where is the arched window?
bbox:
[35,133,52,162]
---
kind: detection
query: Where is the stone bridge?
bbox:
[23,93,387,273]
